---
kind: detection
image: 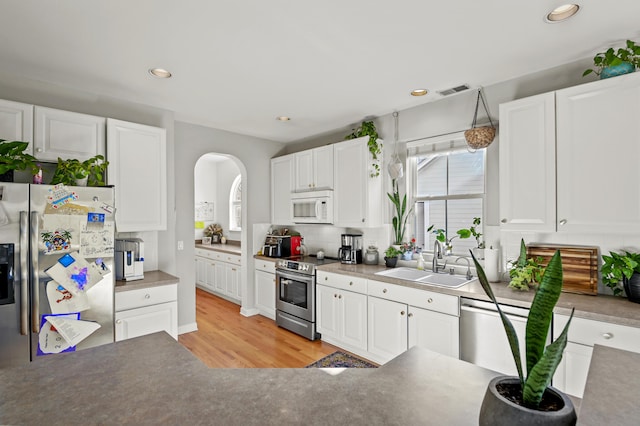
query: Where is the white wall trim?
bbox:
[240,307,259,317]
[178,322,198,335]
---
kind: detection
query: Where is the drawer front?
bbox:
[195,249,215,260]
[555,315,640,353]
[317,270,367,294]
[116,284,178,311]
[255,259,276,274]
[367,280,459,316]
[223,254,242,266]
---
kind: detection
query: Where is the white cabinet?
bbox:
[271,154,294,225]
[0,99,33,153]
[367,296,408,363]
[255,259,276,319]
[499,93,556,232]
[553,314,640,398]
[333,136,383,227]
[195,248,242,304]
[34,106,105,161]
[317,284,368,354]
[115,284,178,341]
[367,279,460,364]
[107,118,167,232]
[294,145,333,191]
[555,72,640,233]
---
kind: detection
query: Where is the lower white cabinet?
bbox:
[408,305,459,357]
[367,296,408,363]
[255,260,276,319]
[553,315,640,398]
[115,284,178,341]
[317,284,368,354]
[195,248,242,304]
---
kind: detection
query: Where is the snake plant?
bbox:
[387,178,412,245]
[472,249,575,408]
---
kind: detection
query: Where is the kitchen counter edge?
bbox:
[115,270,179,292]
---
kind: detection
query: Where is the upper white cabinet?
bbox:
[499,93,556,232]
[107,118,167,232]
[556,73,640,233]
[500,72,640,234]
[0,99,33,153]
[34,106,105,161]
[294,145,333,191]
[333,136,383,227]
[271,154,294,225]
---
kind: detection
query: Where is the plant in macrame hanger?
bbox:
[388,111,404,180]
[464,88,496,149]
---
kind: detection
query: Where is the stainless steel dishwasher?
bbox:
[459,298,543,376]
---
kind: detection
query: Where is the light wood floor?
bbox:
[178,288,340,368]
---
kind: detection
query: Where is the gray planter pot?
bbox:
[623,272,640,303]
[479,376,576,426]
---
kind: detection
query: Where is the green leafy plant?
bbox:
[0,139,39,176]
[583,40,640,77]
[388,178,413,245]
[456,217,484,248]
[51,155,109,186]
[508,239,546,291]
[384,245,403,258]
[601,251,640,296]
[345,120,381,177]
[472,249,575,409]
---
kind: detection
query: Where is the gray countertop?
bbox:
[314,262,640,328]
[115,270,179,292]
[196,243,242,255]
[1,333,636,425]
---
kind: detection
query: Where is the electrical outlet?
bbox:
[177,241,184,250]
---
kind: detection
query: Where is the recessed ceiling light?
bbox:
[276,116,291,121]
[148,68,172,78]
[545,4,580,23]
[411,89,428,97]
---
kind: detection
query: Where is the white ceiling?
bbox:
[1,1,638,143]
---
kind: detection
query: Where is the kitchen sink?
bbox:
[375,267,474,288]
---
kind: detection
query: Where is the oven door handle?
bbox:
[276,270,313,283]
[281,279,291,286]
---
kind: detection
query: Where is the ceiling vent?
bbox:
[437,84,470,96]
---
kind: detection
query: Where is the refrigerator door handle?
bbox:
[19,211,28,335]
[30,211,40,334]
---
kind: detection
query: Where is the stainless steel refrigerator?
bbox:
[0,183,115,368]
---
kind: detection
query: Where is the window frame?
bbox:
[229,174,242,231]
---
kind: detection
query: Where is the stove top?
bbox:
[275,256,339,275]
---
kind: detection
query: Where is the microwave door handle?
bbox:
[30,211,40,333]
[19,211,28,335]
[316,200,321,219]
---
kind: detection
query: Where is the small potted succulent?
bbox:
[384,246,403,268]
[508,239,546,291]
[583,39,640,79]
[0,139,39,182]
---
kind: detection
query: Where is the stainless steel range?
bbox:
[275,256,338,340]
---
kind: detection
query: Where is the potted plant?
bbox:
[388,178,413,245]
[472,250,577,425]
[0,139,39,182]
[384,246,403,268]
[345,120,382,177]
[601,251,640,303]
[508,239,546,291]
[51,155,109,187]
[457,217,484,258]
[583,39,640,79]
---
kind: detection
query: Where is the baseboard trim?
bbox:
[178,322,198,335]
[240,307,260,317]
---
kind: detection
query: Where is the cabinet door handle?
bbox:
[501,218,507,223]
[400,311,405,316]
[602,332,613,340]
[559,219,567,226]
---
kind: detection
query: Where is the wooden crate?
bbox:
[527,244,599,295]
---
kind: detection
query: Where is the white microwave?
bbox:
[291,190,334,224]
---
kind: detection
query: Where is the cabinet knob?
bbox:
[144,294,151,299]
[427,298,433,303]
[349,281,353,286]
[408,313,413,318]
[383,289,387,293]
[116,319,122,324]
[602,332,614,340]
[36,148,42,153]
[325,277,328,281]
[400,311,405,316]
[338,295,342,299]
[362,218,365,223]
[501,218,507,223]
[334,294,338,298]
[559,219,567,226]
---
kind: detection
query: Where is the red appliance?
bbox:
[289,236,302,256]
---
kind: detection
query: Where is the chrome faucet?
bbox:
[455,257,473,280]
[432,240,447,273]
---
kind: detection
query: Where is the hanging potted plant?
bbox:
[601,250,640,303]
[583,39,640,79]
[51,155,109,187]
[345,120,382,177]
[0,139,39,182]
[471,250,577,425]
[387,178,412,245]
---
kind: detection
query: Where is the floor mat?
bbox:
[305,351,378,368]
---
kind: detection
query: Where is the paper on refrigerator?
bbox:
[45,252,104,295]
[46,280,91,314]
[37,313,101,355]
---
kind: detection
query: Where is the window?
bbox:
[229,175,242,231]
[407,132,485,255]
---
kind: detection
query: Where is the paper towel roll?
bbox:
[484,248,500,282]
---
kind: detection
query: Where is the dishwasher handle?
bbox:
[461,299,530,319]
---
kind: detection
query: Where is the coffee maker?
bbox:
[115,238,144,281]
[338,233,363,264]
